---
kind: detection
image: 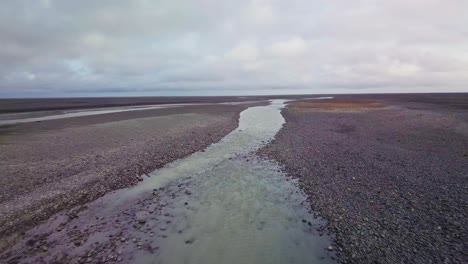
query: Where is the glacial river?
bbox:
[3,99,336,264]
[119,99,336,263]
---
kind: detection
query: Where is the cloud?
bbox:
[0,0,467,97]
[269,37,307,57]
[244,0,276,25]
[226,41,258,61]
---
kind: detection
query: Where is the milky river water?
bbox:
[111,99,337,264]
[2,99,337,264]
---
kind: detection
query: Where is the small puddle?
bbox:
[115,99,336,263]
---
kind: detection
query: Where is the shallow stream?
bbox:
[120,99,335,263]
[3,99,336,264]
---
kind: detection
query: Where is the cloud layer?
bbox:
[1,0,467,97]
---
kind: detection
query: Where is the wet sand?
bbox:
[259,94,468,263]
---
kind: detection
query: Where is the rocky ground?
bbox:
[0,175,196,264]
[0,99,334,264]
[0,154,336,264]
[0,103,253,248]
[259,95,468,263]
[1,94,467,264]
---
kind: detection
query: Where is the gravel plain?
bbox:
[0,103,252,248]
[259,94,468,263]
[1,94,467,264]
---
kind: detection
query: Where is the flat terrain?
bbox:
[0,96,256,114]
[0,103,255,244]
[260,94,468,263]
[0,93,467,264]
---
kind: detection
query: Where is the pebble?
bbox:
[135,211,148,224]
[55,252,65,262]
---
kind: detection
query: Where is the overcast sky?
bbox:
[1,0,467,97]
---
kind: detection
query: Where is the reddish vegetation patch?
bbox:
[294,101,385,110]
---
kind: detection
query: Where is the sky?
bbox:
[1,0,468,97]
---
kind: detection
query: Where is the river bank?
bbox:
[1,94,467,264]
[0,100,336,264]
[0,103,255,245]
[259,94,468,263]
